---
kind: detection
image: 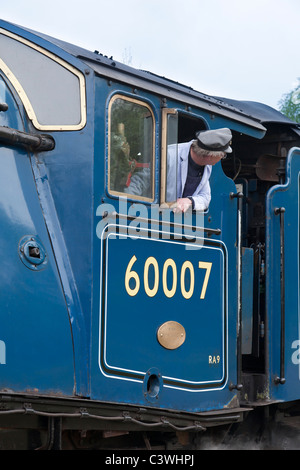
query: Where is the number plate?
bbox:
[99,226,227,391]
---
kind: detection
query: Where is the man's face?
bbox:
[191,149,225,166]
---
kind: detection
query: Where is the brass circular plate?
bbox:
[157,321,186,350]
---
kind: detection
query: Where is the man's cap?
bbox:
[196,128,232,153]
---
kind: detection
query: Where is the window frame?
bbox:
[107,93,155,202]
[160,108,178,206]
[0,28,87,131]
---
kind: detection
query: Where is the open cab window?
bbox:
[161,109,207,206]
[108,95,155,202]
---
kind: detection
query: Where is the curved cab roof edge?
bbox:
[1,19,295,134]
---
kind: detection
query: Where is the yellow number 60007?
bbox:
[125,255,212,300]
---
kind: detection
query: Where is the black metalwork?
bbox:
[0,126,55,151]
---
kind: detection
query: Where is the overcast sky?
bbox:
[1,0,299,110]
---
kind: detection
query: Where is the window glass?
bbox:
[165,113,179,203]
[0,31,85,129]
[108,96,154,200]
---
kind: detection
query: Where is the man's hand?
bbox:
[173,197,192,213]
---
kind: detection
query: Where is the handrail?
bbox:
[274,207,286,385]
[102,211,221,236]
[229,192,244,391]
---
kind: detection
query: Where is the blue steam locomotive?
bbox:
[0,19,300,449]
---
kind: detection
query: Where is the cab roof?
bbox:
[1,19,298,134]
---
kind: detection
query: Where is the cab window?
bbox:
[0,29,86,130]
[108,95,155,201]
[161,110,206,204]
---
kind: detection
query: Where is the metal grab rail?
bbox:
[274,207,286,385]
[229,192,244,392]
[102,211,222,236]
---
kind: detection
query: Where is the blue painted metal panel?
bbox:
[0,75,74,395]
[266,147,300,401]
[0,22,96,396]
